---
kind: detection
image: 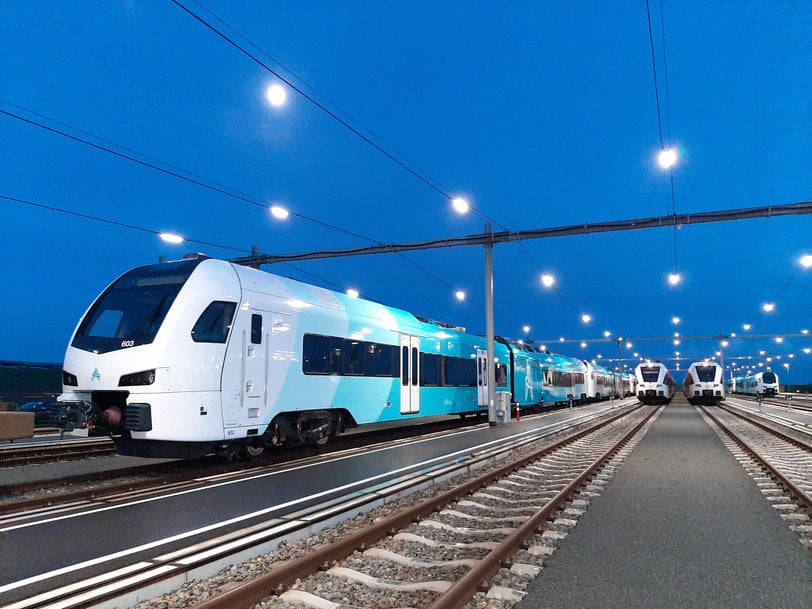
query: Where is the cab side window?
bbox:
[191,301,237,343]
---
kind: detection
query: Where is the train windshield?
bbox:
[695,366,718,382]
[762,372,777,384]
[71,259,204,354]
[639,367,660,382]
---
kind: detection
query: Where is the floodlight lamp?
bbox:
[451,197,470,214]
[658,147,678,169]
[270,205,290,220]
[159,232,184,244]
[266,83,287,107]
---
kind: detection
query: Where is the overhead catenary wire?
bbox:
[174,1,567,318]
[645,0,681,327]
[172,0,508,235]
[171,0,450,202]
[2,100,520,328]
[1,194,250,254]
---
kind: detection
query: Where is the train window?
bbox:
[344,340,364,375]
[89,309,124,338]
[459,358,477,386]
[192,301,237,343]
[496,363,508,387]
[72,260,199,354]
[421,353,441,386]
[251,314,262,344]
[303,334,331,374]
[695,366,717,382]
[442,357,477,387]
[304,334,399,377]
[411,347,418,386]
[330,337,344,373]
[401,346,409,386]
[365,343,397,377]
[442,357,458,386]
[639,368,660,382]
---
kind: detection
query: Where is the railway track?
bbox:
[182,404,657,609]
[1,403,644,609]
[699,404,812,545]
[735,393,812,413]
[0,414,497,515]
[0,437,115,467]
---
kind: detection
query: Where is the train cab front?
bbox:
[61,367,221,459]
[58,256,232,459]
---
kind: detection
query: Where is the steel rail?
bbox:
[717,404,812,451]
[0,440,115,467]
[191,405,645,609]
[427,405,660,609]
[0,415,499,515]
[699,406,812,511]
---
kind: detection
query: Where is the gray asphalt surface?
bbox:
[516,401,812,609]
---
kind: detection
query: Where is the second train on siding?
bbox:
[682,361,725,405]
[726,371,780,397]
[634,361,676,404]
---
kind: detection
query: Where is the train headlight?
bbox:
[62,371,78,386]
[119,369,156,386]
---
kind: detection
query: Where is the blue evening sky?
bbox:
[2,1,811,383]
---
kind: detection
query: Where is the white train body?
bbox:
[634,362,675,405]
[683,362,725,405]
[620,372,636,397]
[734,371,780,397]
[584,360,614,401]
[60,257,507,458]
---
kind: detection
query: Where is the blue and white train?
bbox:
[728,371,780,397]
[59,256,627,458]
[634,362,676,404]
[683,361,725,405]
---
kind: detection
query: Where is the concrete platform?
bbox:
[516,401,812,609]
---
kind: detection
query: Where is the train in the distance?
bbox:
[634,361,676,404]
[59,255,632,459]
[682,361,725,405]
[726,371,780,397]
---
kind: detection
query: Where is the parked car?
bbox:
[16,400,88,428]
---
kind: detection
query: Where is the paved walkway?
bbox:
[516,401,812,609]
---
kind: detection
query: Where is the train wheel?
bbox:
[240,438,265,460]
[311,412,339,447]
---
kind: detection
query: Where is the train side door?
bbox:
[240,311,267,420]
[477,348,488,407]
[221,309,266,428]
[400,335,420,414]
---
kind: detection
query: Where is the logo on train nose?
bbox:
[91,368,101,382]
